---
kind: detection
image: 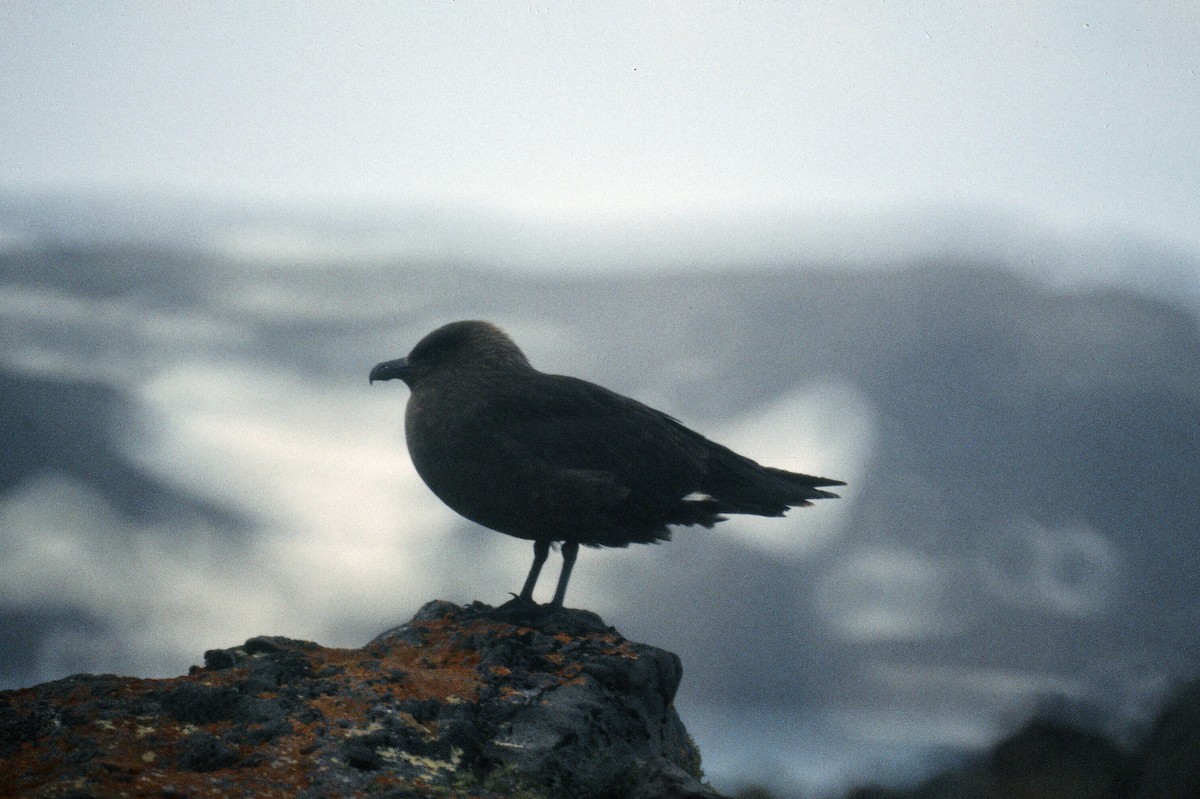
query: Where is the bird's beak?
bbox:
[369,357,411,384]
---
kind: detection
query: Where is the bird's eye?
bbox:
[411,328,469,363]
[411,342,447,363]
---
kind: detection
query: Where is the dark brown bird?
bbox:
[370,320,844,607]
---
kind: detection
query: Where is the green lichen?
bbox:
[465,761,551,799]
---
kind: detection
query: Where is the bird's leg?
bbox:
[518,540,551,603]
[550,541,580,608]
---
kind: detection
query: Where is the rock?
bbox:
[0,600,727,799]
[987,718,1129,799]
[836,691,1200,799]
[1133,678,1200,799]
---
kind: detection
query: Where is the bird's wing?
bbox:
[482,372,840,528]
[487,373,707,499]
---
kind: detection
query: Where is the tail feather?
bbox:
[702,450,844,516]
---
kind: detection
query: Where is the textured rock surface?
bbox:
[0,600,726,799]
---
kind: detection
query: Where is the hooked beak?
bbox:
[369,357,411,384]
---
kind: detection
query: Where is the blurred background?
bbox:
[2,3,1198,796]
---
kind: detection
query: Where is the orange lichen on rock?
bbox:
[0,600,722,799]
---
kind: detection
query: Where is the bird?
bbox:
[370,320,844,608]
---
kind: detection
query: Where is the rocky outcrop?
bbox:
[1132,678,1200,799]
[839,680,1200,799]
[0,600,726,799]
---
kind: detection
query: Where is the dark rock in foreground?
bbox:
[0,600,726,799]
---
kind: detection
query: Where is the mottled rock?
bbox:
[0,600,726,799]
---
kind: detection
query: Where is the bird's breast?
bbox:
[403,386,524,528]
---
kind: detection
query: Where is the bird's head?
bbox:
[370,320,531,388]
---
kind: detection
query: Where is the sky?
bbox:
[3,3,1200,797]
[3,2,1199,242]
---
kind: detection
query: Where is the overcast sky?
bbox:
[4,4,1200,796]
[3,2,1199,252]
